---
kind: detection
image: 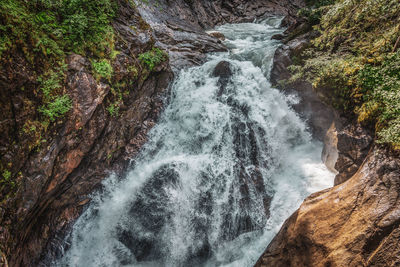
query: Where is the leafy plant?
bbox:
[107,101,121,117]
[139,47,167,71]
[37,70,63,99]
[39,95,72,122]
[357,52,400,146]
[2,170,11,181]
[92,59,113,80]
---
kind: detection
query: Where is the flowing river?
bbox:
[57,17,333,267]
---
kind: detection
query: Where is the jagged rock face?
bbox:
[10,48,172,267]
[212,61,272,236]
[322,123,374,184]
[255,147,400,267]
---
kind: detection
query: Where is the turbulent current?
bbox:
[57,18,333,267]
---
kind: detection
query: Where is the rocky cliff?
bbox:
[0,0,304,266]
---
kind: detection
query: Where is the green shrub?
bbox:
[92,59,113,80]
[37,70,63,99]
[299,0,334,25]
[0,0,117,61]
[357,52,400,146]
[39,95,72,122]
[305,0,334,8]
[378,118,400,148]
[2,170,11,181]
[107,101,120,117]
[139,47,167,71]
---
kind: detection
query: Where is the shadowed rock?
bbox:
[213,61,233,97]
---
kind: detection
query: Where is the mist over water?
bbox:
[57,17,333,267]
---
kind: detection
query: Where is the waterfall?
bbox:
[57,17,333,267]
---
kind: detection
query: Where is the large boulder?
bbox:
[213,61,233,79]
[213,61,233,97]
[255,147,400,267]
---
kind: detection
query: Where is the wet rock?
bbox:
[1,0,307,265]
[5,29,173,267]
[221,93,272,238]
[66,54,88,72]
[271,34,285,40]
[213,61,233,79]
[208,31,226,41]
[138,0,305,70]
[255,147,400,267]
[213,61,233,97]
[67,71,110,130]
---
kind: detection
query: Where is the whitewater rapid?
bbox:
[57,17,334,267]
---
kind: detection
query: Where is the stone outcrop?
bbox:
[321,122,339,173]
[212,61,272,237]
[255,147,400,267]
[322,123,374,184]
[334,124,374,185]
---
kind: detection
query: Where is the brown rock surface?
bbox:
[255,147,400,267]
[334,124,374,185]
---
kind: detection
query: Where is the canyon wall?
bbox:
[0,1,304,266]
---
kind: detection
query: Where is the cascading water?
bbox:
[57,17,333,267]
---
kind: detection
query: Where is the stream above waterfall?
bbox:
[56,17,334,267]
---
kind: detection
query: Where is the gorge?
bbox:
[0,0,399,267]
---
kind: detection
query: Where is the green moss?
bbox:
[1,169,16,191]
[37,70,64,100]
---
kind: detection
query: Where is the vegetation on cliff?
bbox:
[291,0,400,148]
[0,0,167,209]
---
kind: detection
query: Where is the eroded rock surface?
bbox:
[255,147,400,267]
